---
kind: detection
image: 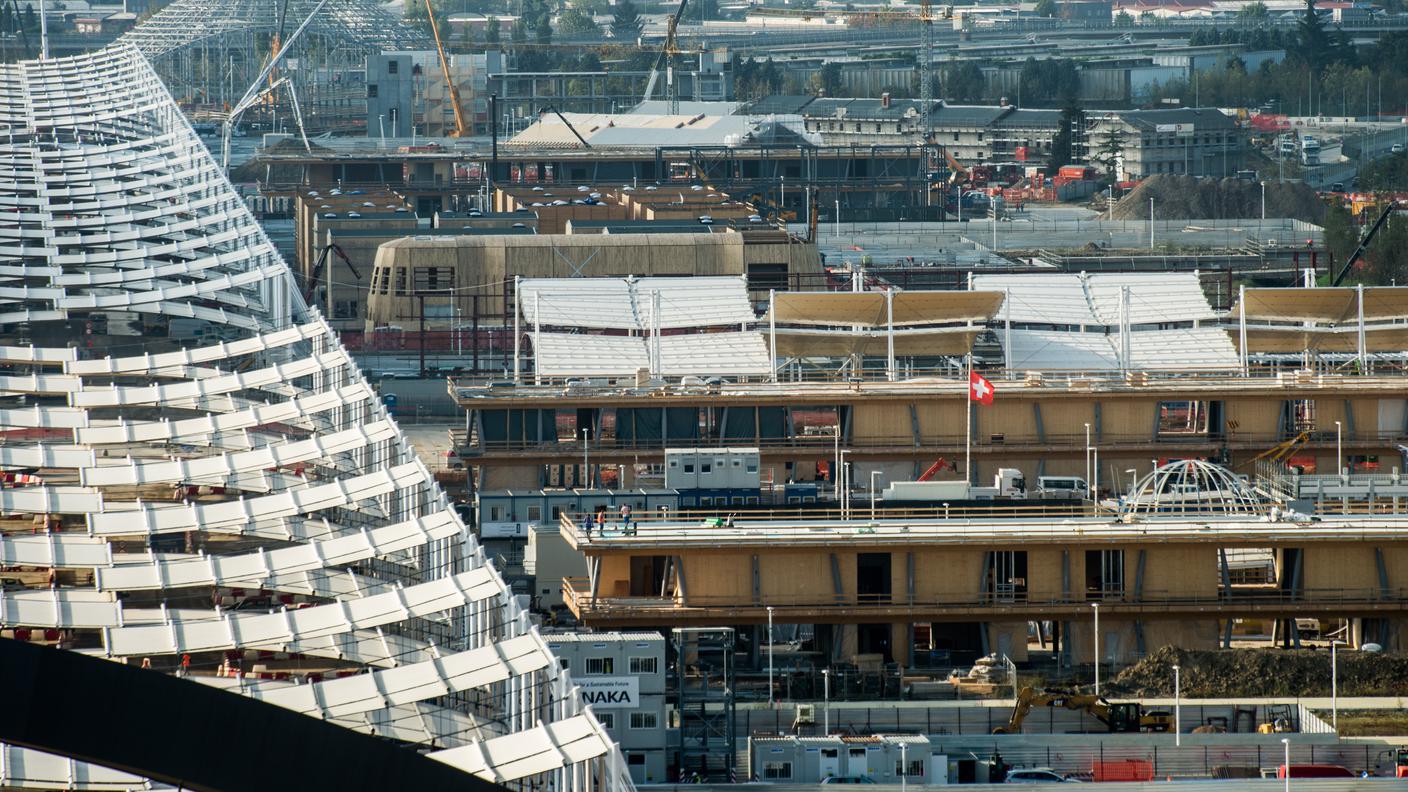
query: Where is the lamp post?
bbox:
[1084,423,1092,495]
[900,741,908,792]
[1149,197,1155,250]
[1173,664,1181,747]
[1335,420,1343,477]
[840,450,852,519]
[767,606,775,707]
[1331,639,1344,732]
[581,429,590,488]
[822,668,831,734]
[870,470,882,519]
[1281,737,1291,792]
[1261,181,1267,222]
[1125,468,1137,497]
[1091,602,1101,696]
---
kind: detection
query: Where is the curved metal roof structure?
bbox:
[1120,460,1264,520]
[120,0,427,59]
[0,45,628,792]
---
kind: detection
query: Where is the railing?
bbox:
[464,427,1406,456]
[451,364,1408,399]
[561,578,1408,618]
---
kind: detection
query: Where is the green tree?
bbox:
[1034,0,1058,16]
[944,61,986,102]
[1047,103,1085,170]
[1090,122,1126,181]
[1297,0,1333,70]
[1113,10,1133,25]
[810,62,843,96]
[485,15,501,44]
[558,6,600,36]
[1237,1,1269,18]
[610,0,644,41]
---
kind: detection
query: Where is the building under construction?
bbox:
[120,0,429,133]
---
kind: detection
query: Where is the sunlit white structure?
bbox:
[0,45,628,792]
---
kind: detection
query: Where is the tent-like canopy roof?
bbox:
[766,291,1004,327]
[772,327,981,357]
[1231,286,1408,324]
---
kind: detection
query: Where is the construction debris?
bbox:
[1109,646,1408,698]
[1111,174,1326,224]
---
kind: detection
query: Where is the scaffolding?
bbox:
[672,627,737,782]
[119,0,429,133]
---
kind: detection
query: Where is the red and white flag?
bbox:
[969,371,995,405]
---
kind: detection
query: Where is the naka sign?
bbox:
[578,677,640,708]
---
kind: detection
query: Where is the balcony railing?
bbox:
[561,578,1408,622]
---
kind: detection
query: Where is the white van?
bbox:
[1037,476,1089,498]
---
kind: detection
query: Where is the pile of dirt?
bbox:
[1110,174,1325,224]
[1107,646,1408,698]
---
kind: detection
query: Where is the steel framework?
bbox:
[119,0,429,133]
[0,44,629,792]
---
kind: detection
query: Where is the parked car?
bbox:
[1392,143,1405,154]
[1006,768,1076,783]
[821,777,877,784]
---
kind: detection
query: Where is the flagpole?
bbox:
[965,354,972,486]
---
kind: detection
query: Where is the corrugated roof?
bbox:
[1116,107,1236,130]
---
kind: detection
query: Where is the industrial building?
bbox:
[365,233,823,330]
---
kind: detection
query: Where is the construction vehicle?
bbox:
[303,243,358,306]
[423,0,470,138]
[1242,430,1311,470]
[993,687,1172,734]
[536,106,591,148]
[1331,200,1401,286]
[643,0,690,115]
[916,458,956,482]
[1256,704,1297,734]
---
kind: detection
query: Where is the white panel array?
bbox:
[975,272,1217,326]
[0,45,629,792]
[1006,327,1239,371]
[519,276,755,330]
[534,331,772,377]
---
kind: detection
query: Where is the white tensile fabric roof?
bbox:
[534,331,771,377]
[1007,328,1239,371]
[519,276,755,331]
[0,45,628,792]
[976,272,1218,326]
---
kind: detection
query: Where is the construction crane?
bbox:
[268,0,291,95]
[303,242,359,309]
[643,0,690,115]
[994,687,1172,735]
[1242,430,1311,469]
[918,0,935,143]
[423,0,470,138]
[916,458,956,482]
[1331,200,1400,286]
[537,106,591,148]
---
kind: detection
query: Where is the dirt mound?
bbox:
[1108,646,1408,698]
[1110,174,1325,224]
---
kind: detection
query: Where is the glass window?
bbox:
[585,657,614,675]
[597,712,615,729]
[763,762,792,780]
[629,711,658,729]
[629,656,658,674]
[526,505,542,521]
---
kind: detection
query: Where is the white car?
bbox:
[1393,143,1406,154]
[1006,768,1075,783]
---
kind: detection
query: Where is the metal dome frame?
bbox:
[1119,459,1266,519]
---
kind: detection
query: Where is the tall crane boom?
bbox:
[918,0,934,142]
[1332,200,1399,286]
[643,0,690,114]
[423,0,470,138]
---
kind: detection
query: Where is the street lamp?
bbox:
[1125,468,1137,497]
[1335,420,1343,477]
[1084,423,1092,494]
[1281,737,1291,792]
[822,668,831,734]
[581,429,590,489]
[1261,181,1267,222]
[870,470,882,519]
[1331,639,1345,732]
[900,741,908,792]
[767,606,775,707]
[1091,602,1101,696]
[1173,664,1181,747]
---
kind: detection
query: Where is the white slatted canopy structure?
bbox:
[974,272,1237,372]
[0,45,629,792]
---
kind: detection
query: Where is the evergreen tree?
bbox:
[1297,0,1332,70]
[485,16,501,44]
[1047,103,1086,170]
[1090,122,1126,181]
[610,0,644,41]
[557,6,601,37]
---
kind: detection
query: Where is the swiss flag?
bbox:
[969,371,995,405]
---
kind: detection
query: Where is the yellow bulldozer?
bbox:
[994,686,1173,734]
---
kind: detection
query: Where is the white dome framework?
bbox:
[119,0,429,134]
[0,45,629,792]
[1119,459,1266,520]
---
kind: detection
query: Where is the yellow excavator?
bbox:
[1241,430,1311,470]
[994,687,1172,734]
